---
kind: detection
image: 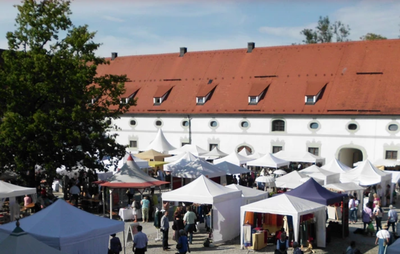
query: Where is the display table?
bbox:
[252,232,268,250]
[119,208,142,221]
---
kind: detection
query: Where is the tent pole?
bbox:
[102,187,106,217]
[123,227,126,254]
[110,189,113,219]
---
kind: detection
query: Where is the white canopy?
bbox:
[237,149,251,156]
[213,152,254,166]
[274,150,325,164]
[213,161,249,175]
[275,171,319,189]
[168,144,208,156]
[240,194,326,248]
[299,165,340,185]
[373,158,400,168]
[168,158,227,179]
[247,152,265,159]
[225,184,268,205]
[200,147,228,159]
[247,153,290,168]
[0,181,36,199]
[162,175,241,204]
[324,182,365,192]
[145,128,176,153]
[0,225,68,254]
[164,152,200,168]
[162,175,242,243]
[321,158,352,174]
[340,160,392,186]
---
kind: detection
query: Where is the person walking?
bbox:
[176,229,189,254]
[375,225,390,254]
[373,204,383,232]
[183,207,197,244]
[349,195,357,224]
[141,196,150,223]
[172,213,185,242]
[133,225,148,254]
[387,205,398,233]
[362,202,373,233]
[109,233,122,254]
[160,210,170,251]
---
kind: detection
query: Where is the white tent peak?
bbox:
[200,147,228,159]
[213,151,254,166]
[321,158,352,173]
[145,128,176,153]
[247,153,290,168]
[162,175,241,203]
[168,144,208,156]
[238,149,251,156]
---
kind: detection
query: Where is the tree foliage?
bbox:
[300,16,351,44]
[360,33,387,41]
[0,0,134,186]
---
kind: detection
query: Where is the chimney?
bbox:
[111,52,118,60]
[179,47,187,57]
[247,42,255,53]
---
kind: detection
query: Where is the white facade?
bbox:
[110,114,400,167]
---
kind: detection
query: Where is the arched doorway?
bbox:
[338,148,363,168]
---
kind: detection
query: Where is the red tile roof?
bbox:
[95,39,400,116]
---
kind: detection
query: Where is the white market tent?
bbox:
[0,199,124,254]
[274,150,325,164]
[214,161,250,175]
[340,160,392,186]
[162,175,242,243]
[0,181,36,199]
[213,152,254,166]
[247,153,290,168]
[247,152,265,160]
[321,158,352,174]
[240,194,326,248]
[275,171,323,189]
[145,128,176,153]
[164,152,200,169]
[0,224,68,254]
[168,144,208,156]
[168,158,227,179]
[200,147,228,160]
[299,165,340,185]
[225,184,268,205]
[238,149,251,156]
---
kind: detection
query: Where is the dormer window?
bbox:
[248,82,269,105]
[305,81,327,105]
[196,83,217,105]
[249,96,258,104]
[153,85,173,105]
[196,97,206,105]
[120,87,139,105]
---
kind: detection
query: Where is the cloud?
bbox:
[258,24,315,41]
[102,16,125,23]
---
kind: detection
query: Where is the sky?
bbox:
[0,0,399,57]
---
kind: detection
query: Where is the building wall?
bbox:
[110,115,400,166]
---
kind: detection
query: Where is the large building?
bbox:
[95,40,400,167]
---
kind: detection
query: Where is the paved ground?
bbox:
[55,190,398,254]
[110,205,400,254]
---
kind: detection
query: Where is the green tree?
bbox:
[300,16,351,44]
[0,0,134,187]
[360,33,387,41]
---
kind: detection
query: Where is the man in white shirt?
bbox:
[69,182,80,207]
[183,207,197,244]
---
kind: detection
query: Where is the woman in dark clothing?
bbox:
[172,215,185,242]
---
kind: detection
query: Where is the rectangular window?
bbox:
[272,146,282,153]
[249,96,258,104]
[196,97,205,105]
[209,143,218,151]
[129,140,137,148]
[308,147,319,156]
[154,97,162,105]
[386,150,398,159]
